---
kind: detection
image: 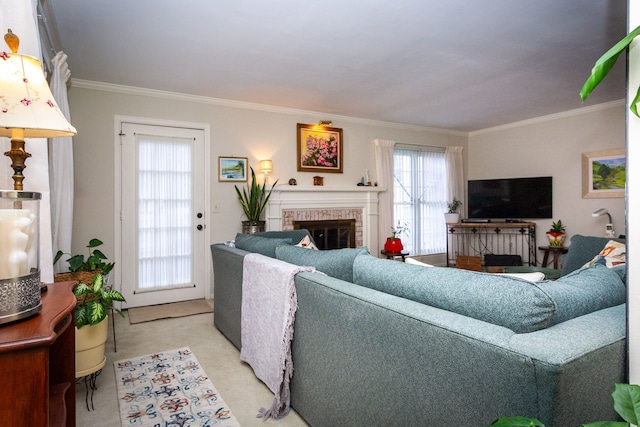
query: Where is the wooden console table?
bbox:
[446,222,537,268]
[0,281,76,426]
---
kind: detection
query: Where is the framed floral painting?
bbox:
[297,123,343,173]
[582,148,626,198]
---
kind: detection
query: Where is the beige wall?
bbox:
[67,83,467,265]
[468,102,626,248]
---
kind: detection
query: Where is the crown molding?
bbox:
[71,79,621,138]
[70,79,466,137]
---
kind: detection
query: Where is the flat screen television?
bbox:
[467,176,553,220]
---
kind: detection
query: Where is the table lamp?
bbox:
[0,29,77,325]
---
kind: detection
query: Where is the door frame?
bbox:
[113,115,211,306]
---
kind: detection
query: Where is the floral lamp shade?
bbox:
[1,29,76,190]
[0,51,76,138]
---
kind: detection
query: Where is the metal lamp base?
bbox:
[0,271,42,325]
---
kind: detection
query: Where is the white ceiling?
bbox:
[47,0,627,132]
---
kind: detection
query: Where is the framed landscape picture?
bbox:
[297,123,343,173]
[582,148,626,198]
[218,156,248,182]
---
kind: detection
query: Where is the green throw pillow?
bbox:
[234,233,292,258]
[275,245,369,282]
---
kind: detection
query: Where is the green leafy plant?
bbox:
[74,273,126,329]
[53,238,115,275]
[580,24,640,117]
[390,221,409,241]
[234,167,278,222]
[489,416,544,427]
[488,383,640,427]
[549,220,566,233]
[447,197,463,213]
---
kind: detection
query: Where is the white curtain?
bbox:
[0,0,55,282]
[445,146,464,214]
[374,139,396,252]
[137,134,193,290]
[49,51,74,273]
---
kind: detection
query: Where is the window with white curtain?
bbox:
[137,134,193,290]
[393,146,448,255]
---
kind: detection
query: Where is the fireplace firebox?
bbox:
[293,219,356,250]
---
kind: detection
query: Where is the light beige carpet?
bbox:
[128,299,213,324]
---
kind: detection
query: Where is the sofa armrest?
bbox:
[210,243,250,349]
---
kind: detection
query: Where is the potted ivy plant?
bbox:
[546,220,566,247]
[445,197,463,224]
[235,166,279,234]
[74,273,126,377]
[53,238,115,286]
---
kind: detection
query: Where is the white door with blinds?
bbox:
[119,122,208,308]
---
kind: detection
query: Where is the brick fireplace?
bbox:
[266,186,382,254]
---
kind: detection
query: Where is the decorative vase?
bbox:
[546,232,566,247]
[75,316,109,377]
[384,237,403,252]
[444,213,461,224]
[242,220,266,234]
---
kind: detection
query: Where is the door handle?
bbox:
[197,224,204,231]
[197,212,203,219]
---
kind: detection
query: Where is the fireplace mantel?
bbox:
[266,186,382,254]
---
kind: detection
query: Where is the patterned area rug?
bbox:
[114,347,240,426]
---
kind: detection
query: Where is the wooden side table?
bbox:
[381,250,409,261]
[538,246,569,269]
[0,281,76,426]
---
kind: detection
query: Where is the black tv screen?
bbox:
[467,176,553,220]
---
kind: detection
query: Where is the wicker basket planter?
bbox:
[54,271,102,304]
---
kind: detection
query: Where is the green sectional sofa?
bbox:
[210,232,626,426]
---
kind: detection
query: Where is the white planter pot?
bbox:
[75,316,108,377]
[444,213,461,224]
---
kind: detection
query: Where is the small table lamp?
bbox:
[0,29,77,325]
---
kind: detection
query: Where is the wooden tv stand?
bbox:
[0,281,76,426]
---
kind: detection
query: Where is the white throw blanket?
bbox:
[240,253,315,419]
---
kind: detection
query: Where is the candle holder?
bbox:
[0,190,42,325]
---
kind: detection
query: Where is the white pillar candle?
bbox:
[0,209,35,280]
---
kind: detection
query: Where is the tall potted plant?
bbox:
[74,273,126,377]
[235,166,278,234]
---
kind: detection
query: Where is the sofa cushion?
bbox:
[582,240,626,269]
[353,254,556,333]
[275,245,369,282]
[537,264,626,326]
[234,233,292,258]
[254,229,317,246]
[495,271,546,282]
[353,255,626,333]
[296,235,319,250]
[561,234,625,276]
[404,257,434,267]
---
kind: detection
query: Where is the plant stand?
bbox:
[76,369,102,411]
